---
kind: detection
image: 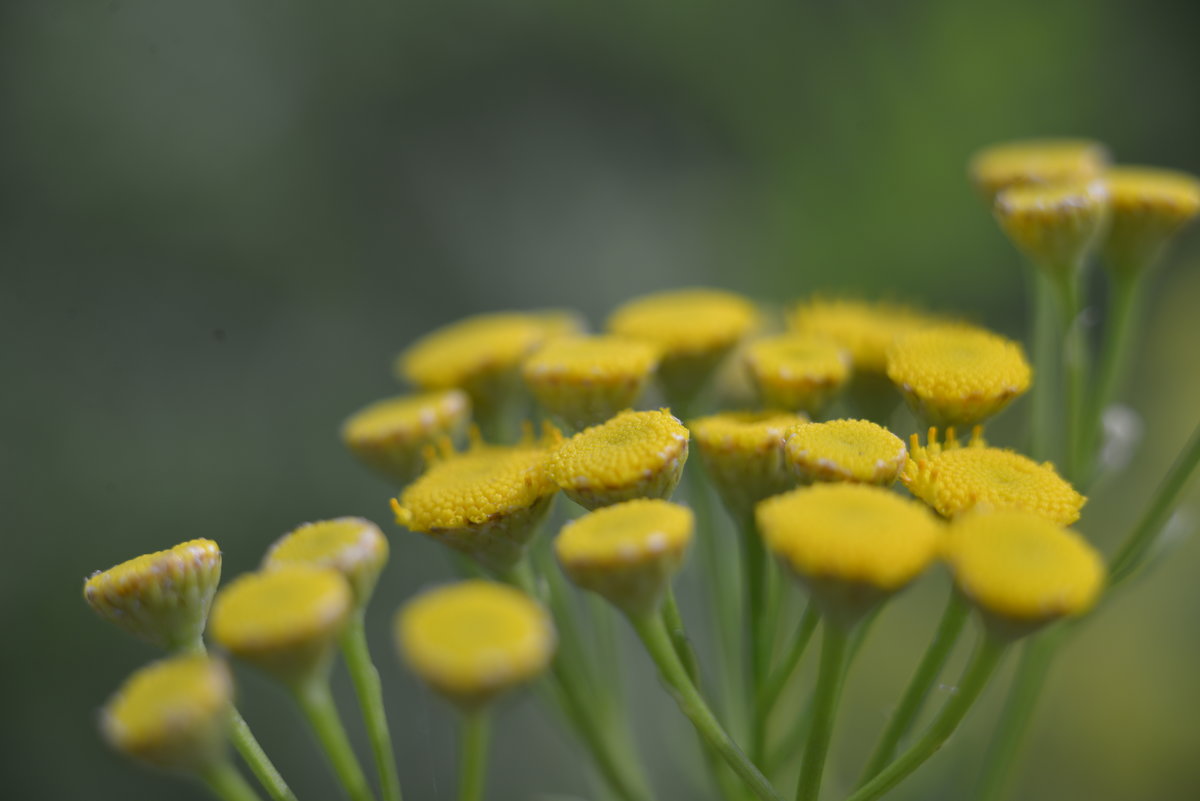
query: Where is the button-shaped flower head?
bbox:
[690,410,806,519]
[1103,166,1200,278]
[993,180,1109,279]
[84,539,222,652]
[785,419,908,486]
[397,580,555,709]
[101,655,234,773]
[757,484,943,628]
[391,427,561,573]
[743,334,851,415]
[902,428,1085,525]
[608,288,758,406]
[943,509,1104,639]
[886,324,1031,427]
[264,517,389,609]
[556,499,694,617]
[788,298,943,375]
[522,335,661,432]
[549,409,689,510]
[210,566,352,687]
[342,390,471,487]
[968,138,1109,201]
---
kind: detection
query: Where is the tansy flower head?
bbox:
[531,307,589,339]
[943,509,1105,638]
[886,324,1031,427]
[210,566,352,687]
[101,655,233,773]
[787,298,942,374]
[902,428,1085,524]
[342,390,471,487]
[743,334,851,415]
[1103,166,1200,278]
[556,499,694,617]
[391,426,561,572]
[690,410,805,518]
[522,335,661,432]
[549,409,689,510]
[607,288,758,405]
[264,517,389,608]
[757,484,943,628]
[968,138,1109,200]
[84,539,222,652]
[993,179,1109,278]
[785,419,908,486]
[397,580,555,709]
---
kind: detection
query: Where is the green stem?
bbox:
[794,623,848,801]
[1053,271,1089,483]
[847,633,1007,801]
[857,591,969,785]
[630,611,782,801]
[757,604,819,720]
[294,679,377,801]
[457,711,491,801]
[1030,271,1061,461]
[340,611,403,801]
[740,513,773,766]
[1082,272,1142,477]
[201,760,266,801]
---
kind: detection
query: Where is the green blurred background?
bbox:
[3,0,1199,799]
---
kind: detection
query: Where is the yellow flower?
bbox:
[391,427,561,572]
[397,580,555,708]
[549,409,689,510]
[84,539,222,651]
[210,566,352,686]
[902,428,1085,525]
[264,517,390,607]
[690,410,806,518]
[943,509,1105,636]
[993,179,1109,277]
[556,499,694,616]
[522,335,661,431]
[1103,166,1200,277]
[785,419,907,486]
[743,334,851,415]
[886,324,1031,427]
[342,390,471,487]
[101,655,233,773]
[968,138,1109,200]
[530,307,588,339]
[787,298,942,374]
[757,484,942,626]
[607,288,758,405]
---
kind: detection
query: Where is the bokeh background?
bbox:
[3,0,1199,799]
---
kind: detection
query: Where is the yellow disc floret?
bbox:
[264,517,389,606]
[210,566,352,686]
[556,499,694,616]
[397,580,555,708]
[968,138,1109,200]
[902,428,1085,524]
[398,312,546,390]
[549,409,690,510]
[943,509,1104,633]
[522,335,661,431]
[342,390,471,487]
[788,298,942,374]
[743,334,851,414]
[886,324,1031,426]
[785,419,908,486]
[993,179,1109,277]
[1103,166,1200,277]
[101,655,233,773]
[690,410,805,517]
[84,539,222,651]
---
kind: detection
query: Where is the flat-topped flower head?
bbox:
[210,566,352,687]
[1103,166,1200,278]
[788,298,942,374]
[264,517,389,608]
[886,324,1031,427]
[943,509,1105,638]
[757,484,943,628]
[607,288,758,405]
[690,410,805,518]
[743,334,851,415]
[902,428,1085,525]
[968,138,1109,200]
[556,499,694,617]
[531,307,588,339]
[994,179,1109,278]
[549,409,689,510]
[84,539,222,652]
[785,419,907,486]
[391,426,562,572]
[342,390,471,487]
[522,335,661,431]
[397,580,555,709]
[101,655,233,773]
